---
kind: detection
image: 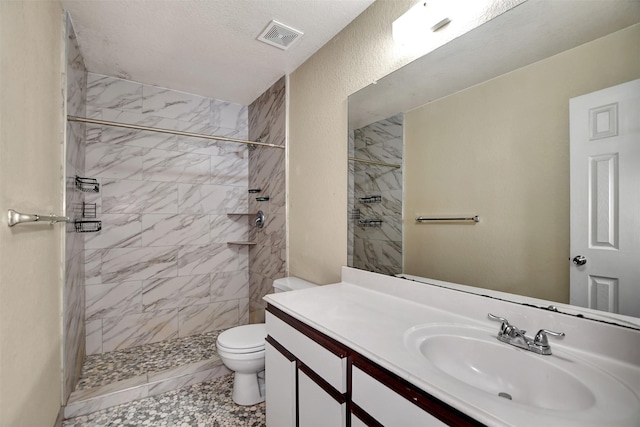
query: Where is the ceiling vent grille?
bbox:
[257,20,304,50]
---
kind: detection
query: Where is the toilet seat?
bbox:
[217,324,266,354]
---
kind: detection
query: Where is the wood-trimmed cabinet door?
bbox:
[265,338,296,427]
[298,364,347,427]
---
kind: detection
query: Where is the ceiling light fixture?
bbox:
[392,0,499,52]
[393,1,452,45]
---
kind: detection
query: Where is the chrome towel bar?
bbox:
[416,215,479,223]
[8,209,69,227]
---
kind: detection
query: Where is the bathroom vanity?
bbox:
[263,267,640,427]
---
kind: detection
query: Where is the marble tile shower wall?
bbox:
[352,114,403,276]
[248,77,286,323]
[64,13,88,401]
[83,73,251,354]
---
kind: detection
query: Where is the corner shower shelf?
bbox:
[227,241,257,246]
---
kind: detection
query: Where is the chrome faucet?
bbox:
[488,313,565,355]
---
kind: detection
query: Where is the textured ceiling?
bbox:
[62,0,375,105]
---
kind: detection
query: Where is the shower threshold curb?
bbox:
[64,357,229,419]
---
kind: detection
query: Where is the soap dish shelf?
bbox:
[75,176,100,193]
[358,219,383,228]
[74,220,102,233]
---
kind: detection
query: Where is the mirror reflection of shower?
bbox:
[348,114,403,276]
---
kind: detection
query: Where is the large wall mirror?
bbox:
[348,0,640,327]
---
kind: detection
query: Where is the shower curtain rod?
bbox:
[348,157,401,168]
[67,115,285,149]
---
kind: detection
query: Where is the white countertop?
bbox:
[264,267,640,427]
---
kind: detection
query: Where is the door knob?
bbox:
[572,255,587,266]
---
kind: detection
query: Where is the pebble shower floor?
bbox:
[62,374,266,427]
[76,331,224,390]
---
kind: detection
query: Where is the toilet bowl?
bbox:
[216,276,317,405]
[216,324,267,405]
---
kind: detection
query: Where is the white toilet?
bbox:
[216,276,317,405]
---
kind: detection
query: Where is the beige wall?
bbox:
[287,0,520,284]
[404,25,640,302]
[288,0,419,284]
[0,1,65,426]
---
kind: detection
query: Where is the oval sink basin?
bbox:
[403,324,639,418]
[404,324,593,411]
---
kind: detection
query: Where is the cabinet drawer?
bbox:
[266,311,347,393]
[352,366,447,427]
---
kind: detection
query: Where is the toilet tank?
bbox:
[273,276,317,293]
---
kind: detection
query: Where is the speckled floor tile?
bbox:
[77,331,223,390]
[63,374,265,427]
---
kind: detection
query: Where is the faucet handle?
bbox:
[488,313,509,324]
[534,329,565,347]
[488,313,511,335]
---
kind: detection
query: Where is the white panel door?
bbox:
[570,79,640,316]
